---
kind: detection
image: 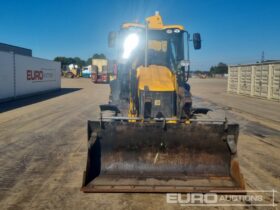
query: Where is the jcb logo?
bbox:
[27,70,43,80]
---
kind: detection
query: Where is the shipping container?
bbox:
[227,62,280,101]
[0,51,61,102]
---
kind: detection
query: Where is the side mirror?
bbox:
[193,33,201,50]
[108,32,117,48]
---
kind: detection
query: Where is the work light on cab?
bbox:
[122,33,139,59]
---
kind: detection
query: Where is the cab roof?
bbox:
[121,12,185,31]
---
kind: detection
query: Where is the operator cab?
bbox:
[108,12,201,119]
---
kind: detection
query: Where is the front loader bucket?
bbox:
[81,120,245,193]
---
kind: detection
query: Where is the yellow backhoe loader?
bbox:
[62,64,82,78]
[81,12,245,193]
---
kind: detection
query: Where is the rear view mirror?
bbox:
[193,33,201,50]
[108,32,117,48]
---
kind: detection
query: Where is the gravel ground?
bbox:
[0,78,279,210]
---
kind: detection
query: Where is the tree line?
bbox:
[54,55,228,75]
[209,62,228,74]
[192,62,228,75]
[54,53,106,68]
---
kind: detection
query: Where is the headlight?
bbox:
[122,33,139,59]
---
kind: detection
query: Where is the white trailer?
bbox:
[0,51,61,102]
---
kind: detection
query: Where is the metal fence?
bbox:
[227,62,280,101]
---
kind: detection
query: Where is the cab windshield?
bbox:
[119,28,185,71]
